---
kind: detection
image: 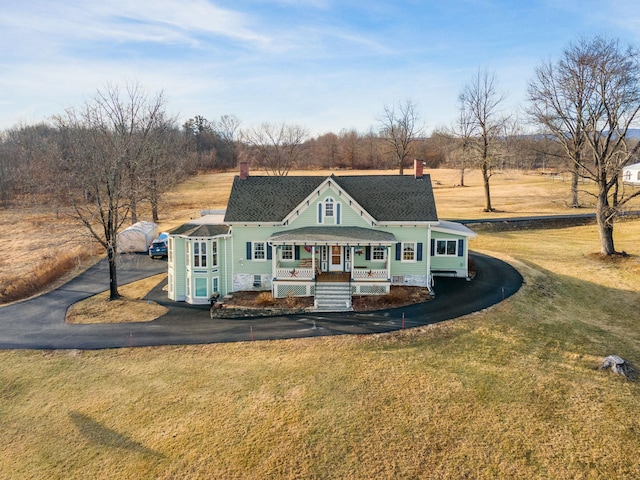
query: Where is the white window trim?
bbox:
[372,246,386,262]
[194,277,208,297]
[281,245,294,262]
[435,239,458,257]
[401,242,417,263]
[324,197,335,217]
[252,241,267,261]
[193,241,207,268]
[211,240,218,268]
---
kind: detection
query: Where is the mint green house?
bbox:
[167,161,476,310]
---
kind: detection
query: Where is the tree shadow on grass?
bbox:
[69,411,163,458]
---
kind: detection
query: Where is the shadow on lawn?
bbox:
[69,411,163,457]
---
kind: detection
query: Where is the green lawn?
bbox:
[1,221,639,479]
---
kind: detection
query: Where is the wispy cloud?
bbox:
[1,0,270,53]
[1,0,639,133]
[607,0,640,43]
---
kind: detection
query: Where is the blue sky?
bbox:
[1,0,639,135]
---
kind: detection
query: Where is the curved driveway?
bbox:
[0,252,522,349]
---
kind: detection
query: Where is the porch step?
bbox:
[314,282,352,312]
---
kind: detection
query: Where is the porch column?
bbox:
[386,245,391,281]
[311,246,316,278]
[271,244,277,279]
[350,247,354,275]
[426,227,432,288]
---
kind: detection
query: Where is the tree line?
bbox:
[0,109,570,207]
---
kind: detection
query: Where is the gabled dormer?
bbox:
[281,175,377,228]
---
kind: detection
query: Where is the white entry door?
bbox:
[329,245,343,271]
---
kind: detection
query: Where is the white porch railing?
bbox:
[352,268,387,280]
[275,267,314,279]
[275,266,388,281]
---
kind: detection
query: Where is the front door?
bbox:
[329,245,343,272]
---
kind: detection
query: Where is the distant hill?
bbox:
[522,129,640,141]
[627,129,640,139]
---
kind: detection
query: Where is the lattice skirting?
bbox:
[351,283,390,295]
[273,282,315,298]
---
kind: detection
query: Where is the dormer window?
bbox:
[317,196,341,224]
[325,198,334,217]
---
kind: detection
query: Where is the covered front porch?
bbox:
[268,226,396,298]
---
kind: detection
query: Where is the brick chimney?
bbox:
[414,159,424,179]
[239,161,249,180]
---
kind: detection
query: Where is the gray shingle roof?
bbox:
[168,223,230,237]
[332,175,438,222]
[224,176,326,222]
[269,226,397,244]
[224,174,438,223]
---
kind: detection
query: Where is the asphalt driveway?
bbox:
[0,252,522,349]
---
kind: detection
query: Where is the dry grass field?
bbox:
[0,207,100,303]
[1,168,640,478]
[66,274,168,324]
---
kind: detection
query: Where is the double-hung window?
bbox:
[318,197,341,224]
[325,198,334,217]
[253,241,266,261]
[372,246,386,261]
[436,239,457,256]
[402,242,416,262]
[281,245,294,262]
[211,240,218,267]
[194,241,207,267]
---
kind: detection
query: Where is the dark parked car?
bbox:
[148,232,169,259]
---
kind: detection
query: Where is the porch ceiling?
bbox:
[268,226,396,245]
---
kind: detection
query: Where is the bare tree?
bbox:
[241,122,309,176]
[216,114,241,143]
[451,103,475,186]
[311,132,339,168]
[363,127,385,169]
[459,70,508,212]
[139,117,184,222]
[378,99,423,174]
[91,84,170,224]
[500,117,529,171]
[54,84,172,300]
[528,37,640,255]
[182,114,241,171]
[528,41,594,207]
[183,115,217,170]
[213,114,242,170]
[0,122,61,203]
[338,129,362,169]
